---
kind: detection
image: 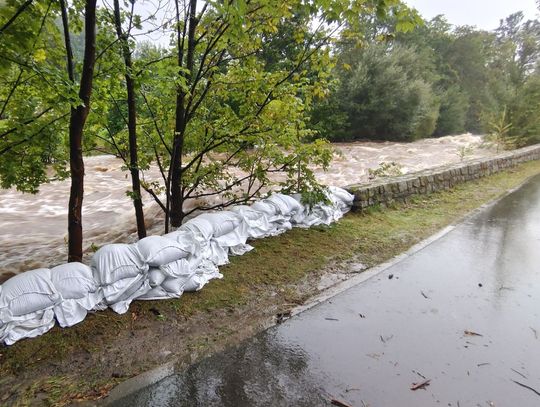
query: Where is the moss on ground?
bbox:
[1,160,540,406]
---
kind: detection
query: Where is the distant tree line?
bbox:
[312,10,540,145]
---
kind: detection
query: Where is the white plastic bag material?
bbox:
[160,258,193,278]
[138,285,182,300]
[207,240,230,266]
[105,274,151,314]
[232,204,291,239]
[266,193,303,216]
[251,200,279,217]
[137,255,201,300]
[183,260,223,292]
[148,268,167,288]
[137,236,189,267]
[180,211,242,240]
[228,243,254,256]
[0,268,60,320]
[163,229,199,255]
[51,263,99,300]
[329,186,354,208]
[50,262,103,327]
[91,244,148,285]
[0,309,56,345]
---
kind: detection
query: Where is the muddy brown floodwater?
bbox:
[0,134,493,282]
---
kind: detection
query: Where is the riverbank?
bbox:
[1,159,539,406]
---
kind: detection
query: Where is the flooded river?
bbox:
[0,134,494,282]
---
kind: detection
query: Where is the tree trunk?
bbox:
[61,0,97,262]
[113,0,146,239]
[170,0,197,227]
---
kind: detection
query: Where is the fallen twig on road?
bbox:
[511,368,528,379]
[464,330,483,337]
[512,380,540,397]
[410,379,431,390]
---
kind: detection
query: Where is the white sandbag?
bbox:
[251,200,279,217]
[137,255,201,300]
[160,277,187,295]
[183,260,223,292]
[0,268,60,345]
[180,211,242,240]
[0,309,56,345]
[51,263,98,300]
[50,262,103,328]
[137,236,189,267]
[148,268,167,288]
[91,244,147,285]
[0,268,60,320]
[329,186,354,208]
[231,205,263,221]
[163,229,199,255]
[160,258,193,278]
[233,204,290,238]
[105,274,151,314]
[266,193,303,216]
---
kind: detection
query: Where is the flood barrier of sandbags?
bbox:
[0,187,353,345]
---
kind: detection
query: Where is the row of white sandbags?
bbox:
[0,187,353,345]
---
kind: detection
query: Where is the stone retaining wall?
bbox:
[345,144,540,210]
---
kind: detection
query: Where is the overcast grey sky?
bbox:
[405,0,539,30]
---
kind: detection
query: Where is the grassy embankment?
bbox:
[1,159,540,406]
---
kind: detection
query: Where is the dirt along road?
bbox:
[112,173,540,406]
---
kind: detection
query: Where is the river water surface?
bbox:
[0,134,493,282]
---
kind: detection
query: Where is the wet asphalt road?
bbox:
[114,174,540,407]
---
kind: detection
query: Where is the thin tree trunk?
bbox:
[113,0,146,239]
[170,0,197,227]
[61,0,97,262]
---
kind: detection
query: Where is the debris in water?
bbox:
[477,363,490,367]
[412,370,427,379]
[478,283,483,287]
[410,379,431,391]
[388,274,394,280]
[421,291,429,299]
[325,317,339,321]
[358,313,366,318]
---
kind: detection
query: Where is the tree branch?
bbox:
[0,0,33,35]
